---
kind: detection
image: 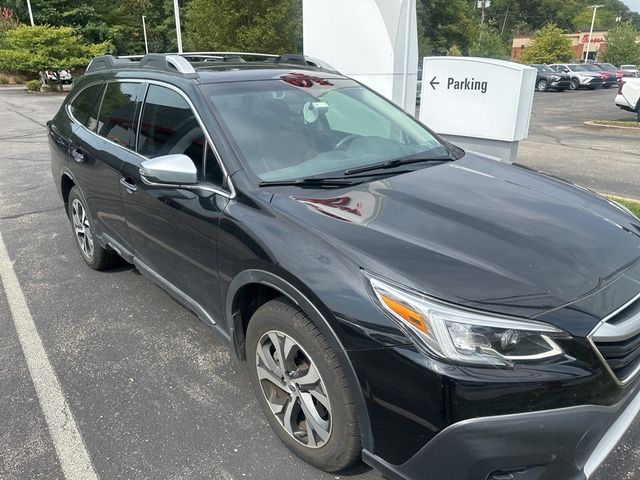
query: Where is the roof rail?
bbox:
[85,53,198,78]
[84,52,339,76]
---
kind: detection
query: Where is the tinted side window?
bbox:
[97,82,140,148]
[69,84,102,127]
[139,85,212,181]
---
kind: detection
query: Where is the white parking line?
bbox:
[0,231,99,480]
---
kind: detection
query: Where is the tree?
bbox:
[469,24,509,59]
[0,6,18,38]
[416,0,477,56]
[184,0,301,54]
[0,25,109,88]
[572,7,617,31]
[603,21,640,67]
[521,23,574,64]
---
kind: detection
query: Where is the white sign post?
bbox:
[302,0,418,112]
[419,57,536,163]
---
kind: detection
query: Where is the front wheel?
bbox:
[246,298,361,472]
[536,79,548,92]
[67,186,117,270]
[570,78,580,90]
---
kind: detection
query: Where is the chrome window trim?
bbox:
[66,78,235,199]
[587,291,640,387]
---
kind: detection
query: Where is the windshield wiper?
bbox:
[259,177,355,188]
[344,156,452,176]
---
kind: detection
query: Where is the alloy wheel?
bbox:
[255,330,332,449]
[537,80,548,92]
[71,198,94,259]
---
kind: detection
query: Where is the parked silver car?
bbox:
[549,63,603,90]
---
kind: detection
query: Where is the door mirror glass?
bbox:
[139,154,198,185]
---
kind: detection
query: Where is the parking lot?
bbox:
[0,85,638,480]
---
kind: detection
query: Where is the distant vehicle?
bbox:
[581,63,618,89]
[615,78,640,121]
[549,63,603,90]
[45,70,73,85]
[620,65,639,76]
[594,63,636,79]
[530,64,571,92]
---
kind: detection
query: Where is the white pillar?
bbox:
[303,0,418,112]
[173,0,183,53]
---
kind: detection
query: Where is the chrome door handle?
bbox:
[120,177,137,193]
[71,148,85,163]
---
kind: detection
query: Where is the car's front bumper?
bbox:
[363,383,640,480]
[550,79,571,90]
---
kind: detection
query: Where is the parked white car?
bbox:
[615,78,640,121]
[45,70,73,85]
[620,65,639,77]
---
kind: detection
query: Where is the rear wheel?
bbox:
[570,78,580,90]
[67,186,117,270]
[246,298,361,472]
[536,79,548,92]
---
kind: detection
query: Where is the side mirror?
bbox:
[139,154,197,186]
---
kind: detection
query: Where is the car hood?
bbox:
[271,154,640,327]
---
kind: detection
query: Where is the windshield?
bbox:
[568,64,587,71]
[203,75,448,182]
[600,63,617,71]
[534,64,554,73]
[581,64,600,72]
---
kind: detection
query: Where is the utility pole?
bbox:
[500,4,510,36]
[142,16,149,54]
[173,0,183,53]
[480,0,486,25]
[584,5,603,63]
[26,0,34,26]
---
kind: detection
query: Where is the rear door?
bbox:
[69,81,143,253]
[120,83,229,323]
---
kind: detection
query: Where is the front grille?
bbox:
[591,294,640,385]
[595,332,640,381]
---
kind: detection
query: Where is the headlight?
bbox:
[368,275,567,367]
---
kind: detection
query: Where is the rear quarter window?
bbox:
[96,82,141,148]
[69,84,103,128]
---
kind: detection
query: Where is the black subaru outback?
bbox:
[48,52,640,480]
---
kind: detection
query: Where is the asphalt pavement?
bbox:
[0,85,638,480]
[519,87,640,200]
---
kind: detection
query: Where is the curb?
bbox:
[584,120,640,131]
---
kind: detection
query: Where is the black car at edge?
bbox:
[48,53,640,480]
[530,64,571,92]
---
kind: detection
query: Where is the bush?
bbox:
[25,79,42,91]
[0,75,8,84]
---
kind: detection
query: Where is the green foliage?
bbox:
[469,24,509,59]
[603,21,640,67]
[573,7,617,31]
[0,7,18,37]
[448,45,462,56]
[0,25,109,75]
[416,0,478,56]
[184,0,302,54]
[521,23,574,64]
[25,79,41,91]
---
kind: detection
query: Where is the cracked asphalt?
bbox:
[0,85,638,480]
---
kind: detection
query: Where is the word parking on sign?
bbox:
[447,77,488,94]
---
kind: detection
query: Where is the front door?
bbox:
[120,83,229,323]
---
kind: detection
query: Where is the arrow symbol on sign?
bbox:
[429,76,440,90]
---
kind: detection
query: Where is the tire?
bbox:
[67,186,117,270]
[246,298,361,472]
[536,79,548,92]
[603,84,611,89]
[570,78,580,90]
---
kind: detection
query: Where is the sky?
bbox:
[623,0,640,12]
